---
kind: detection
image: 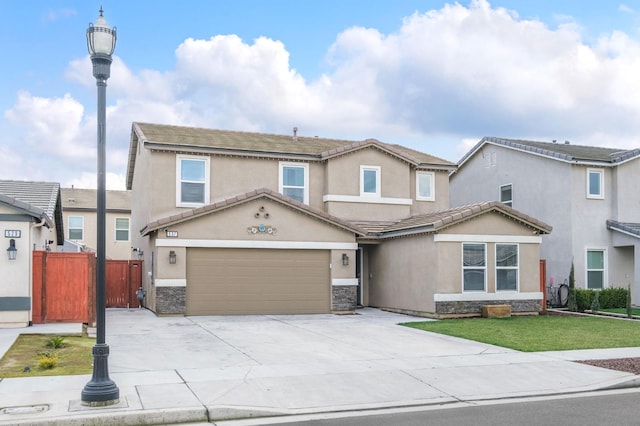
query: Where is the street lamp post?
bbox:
[81,7,119,406]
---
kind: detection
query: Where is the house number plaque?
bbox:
[4,230,21,238]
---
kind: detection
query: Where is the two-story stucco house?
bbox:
[60,187,132,260]
[127,123,551,318]
[0,180,64,327]
[450,137,640,304]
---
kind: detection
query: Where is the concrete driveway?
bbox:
[2,307,638,425]
[106,307,509,374]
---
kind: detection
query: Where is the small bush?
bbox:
[37,352,58,370]
[575,289,594,312]
[46,336,66,349]
[598,287,628,309]
[591,291,601,312]
[575,287,628,312]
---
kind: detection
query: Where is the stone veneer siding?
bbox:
[332,285,357,312]
[155,286,186,315]
[435,299,541,317]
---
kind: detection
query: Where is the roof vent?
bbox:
[564,140,570,144]
[292,127,298,142]
[552,140,557,143]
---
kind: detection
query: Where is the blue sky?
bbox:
[2,1,640,189]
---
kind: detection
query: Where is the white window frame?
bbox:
[462,242,487,292]
[416,171,435,201]
[176,155,210,207]
[495,243,519,291]
[360,165,381,197]
[587,168,604,199]
[279,162,309,204]
[68,216,84,241]
[586,248,607,289]
[115,217,130,242]
[500,183,513,207]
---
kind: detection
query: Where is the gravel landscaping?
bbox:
[579,358,640,375]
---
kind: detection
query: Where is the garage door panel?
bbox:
[186,248,330,315]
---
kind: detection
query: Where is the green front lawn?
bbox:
[599,308,640,316]
[402,315,640,352]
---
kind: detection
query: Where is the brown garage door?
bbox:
[186,248,330,315]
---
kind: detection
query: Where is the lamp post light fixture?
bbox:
[81,7,119,406]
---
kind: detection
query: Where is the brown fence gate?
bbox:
[32,251,143,324]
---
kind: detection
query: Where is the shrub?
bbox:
[46,336,66,349]
[567,263,577,312]
[575,289,594,312]
[598,287,628,309]
[37,352,58,370]
[590,291,601,312]
[574,287,629,311]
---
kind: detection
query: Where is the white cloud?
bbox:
[6,0,640,190]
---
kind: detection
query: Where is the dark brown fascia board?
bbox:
[144,141,321,162]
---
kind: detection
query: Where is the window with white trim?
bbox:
[587,249,605,289]
[500,184,512,207]
[587,169,604,199]
[68,216,83,240]
[463,243,486,291]
[416,171,435,201]
[360,165,380,197]
[115,218,129,241]
[279,162,309,204]
[496,244,518,291]
[177,156,209,207]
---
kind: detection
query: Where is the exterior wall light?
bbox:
[169,250,177,264]
[7,239,17,260]
[342,253,349,266]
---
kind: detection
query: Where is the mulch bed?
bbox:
[578,358,640,375]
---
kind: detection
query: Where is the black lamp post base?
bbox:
[81,343,120,406]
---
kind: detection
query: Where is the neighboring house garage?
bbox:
[186,248,330,315]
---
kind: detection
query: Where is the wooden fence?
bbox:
[32,251,143,324]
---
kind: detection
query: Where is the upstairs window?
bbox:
[279,162,309,204]
[68,216,84,240]
[587,169,604,199]
[177,156,209,207]
[500,184,513,207]
[360,166,380,197]
[587,249,605,289]
[416,171,435,201]
[115,218,129,241]
[496,244,518,291]
[463,243,486,292]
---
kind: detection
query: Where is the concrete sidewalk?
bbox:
[1,308,639,425]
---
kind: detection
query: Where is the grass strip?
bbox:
[402,315,640,352]
[0,334,94,378]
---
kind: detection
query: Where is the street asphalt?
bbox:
[0,307,639,425]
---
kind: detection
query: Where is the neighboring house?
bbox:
[450,137,640,304]
[126,123,551,318]
[60,187,132,260]
[0,180,64,327]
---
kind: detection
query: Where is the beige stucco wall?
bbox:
[409,169,450,216]
[151,198,358,302]
[62,210,132,259]
[367,211,544,316]
[368,235,438,313]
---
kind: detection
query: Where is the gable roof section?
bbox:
[141,188,367,237]
[127,122,455,189]
[370,201,552,239]
[0,180,64,241]
[457,137,640,170]
[607,220,640,239]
